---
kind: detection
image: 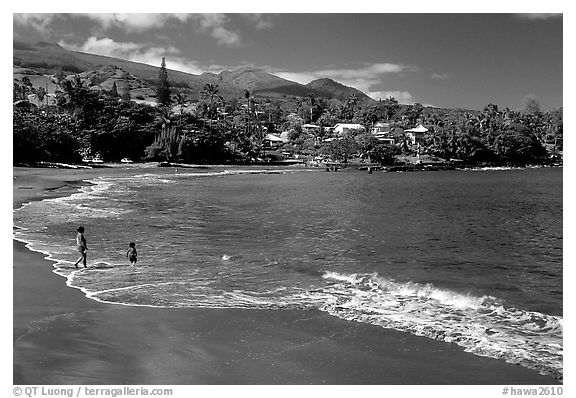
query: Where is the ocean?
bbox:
[13,166,563,379]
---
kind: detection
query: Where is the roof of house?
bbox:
[265,134,284,142]
[334,123,365,130]
[404,124,429,133]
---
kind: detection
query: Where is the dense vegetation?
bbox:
[13,65,562,167]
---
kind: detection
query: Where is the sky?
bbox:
[12,11,563,111]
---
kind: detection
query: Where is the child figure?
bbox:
[74,226,88,268]
[126,242,137,266]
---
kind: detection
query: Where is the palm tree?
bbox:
[35,86,47,109]
[345,94,359,120]
[306,93,317,123]
[173,92,189,119]
[243,89,255,136]
[400,133,412,154]
[58,75,89,119]
[382,96,399,121]
[155,106,173,131]
[201,83,224,132]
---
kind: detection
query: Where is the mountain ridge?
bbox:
[13,40,375,103]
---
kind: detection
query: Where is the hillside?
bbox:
[306,78,373,102]
[14,41,94,73]
[13,40,376,104]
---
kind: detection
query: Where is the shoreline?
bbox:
[13,167,560,385]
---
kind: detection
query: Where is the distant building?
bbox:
[301,124,321,134]
[404,124,429,145]
[263,134,285,149]
[372,122,391,134]
[333,123,366,135]
[372,132,395,145]
[371,122,395,144]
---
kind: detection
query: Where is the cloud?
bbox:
[273,62,416,93]
[241,14,275,30]
[430,73,449,80]
[189,14,242,47]
[86,13,244,47]
[13,13,61,34]
[14,13,192,34]
[368,91,418,105]
[273,71,321,85]
[60,37,205,75]
[77,13,193,32]
[514,13,562,21]
[15,13,243,47]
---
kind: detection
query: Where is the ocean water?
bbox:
[13,166,563,379]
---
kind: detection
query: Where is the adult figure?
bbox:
[74,226,87,268]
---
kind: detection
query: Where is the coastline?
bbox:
[13,167,560,385]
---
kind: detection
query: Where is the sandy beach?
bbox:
[13,167,560,385]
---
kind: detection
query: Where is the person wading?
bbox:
[74,226,88,268]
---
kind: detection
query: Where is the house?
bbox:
[372,132,395,145]
[371,127,404,145]
[301,124,321,134]
[263,134,285,149]
[372,122,391,134]
[333,123,366,135]
[404,124,429,145]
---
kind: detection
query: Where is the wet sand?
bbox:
[13,167,560,385]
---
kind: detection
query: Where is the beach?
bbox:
[13,167,560,385]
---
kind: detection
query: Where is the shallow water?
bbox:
[13,166,563,378]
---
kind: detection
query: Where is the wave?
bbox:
[13,228,564,379]
[466,166,524,172]
[313,271,563,380]
[13,169,562,380]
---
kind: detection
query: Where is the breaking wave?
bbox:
[312,271,563,380]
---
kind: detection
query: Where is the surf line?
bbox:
[85,280,197,297]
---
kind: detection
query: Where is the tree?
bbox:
[493,130,547,164]
[399,133,412,154]
[56,75,99,124]
[371,142,400,165]
[321,137,358,163]
[381,96,399,121]
[13,108,81,164]
[156,57,172,108]
[173,92,189,118]
[306,93,317,123]
[145,124,180,161]
[109,81,120,99]
[342,94,359,121]
[521,95,541,116]
[35,86,47,107]
[121,85,131,102]
[21,76,33,98]
[355,133,379,162]
[407,103,424,126]
[201,83,224,132]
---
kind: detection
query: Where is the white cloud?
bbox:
[514,13,562,21]
[13,13,61,34]
[14,13,192,34]
[77,13,193,32]
[242,14,275,30]
[59,37,205,75]
[368,91,417,105]
[430,73,449,80]
[16,13,243,47]
[273,71,320,85]
[189,14,242,47]
[273,62,415,91]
